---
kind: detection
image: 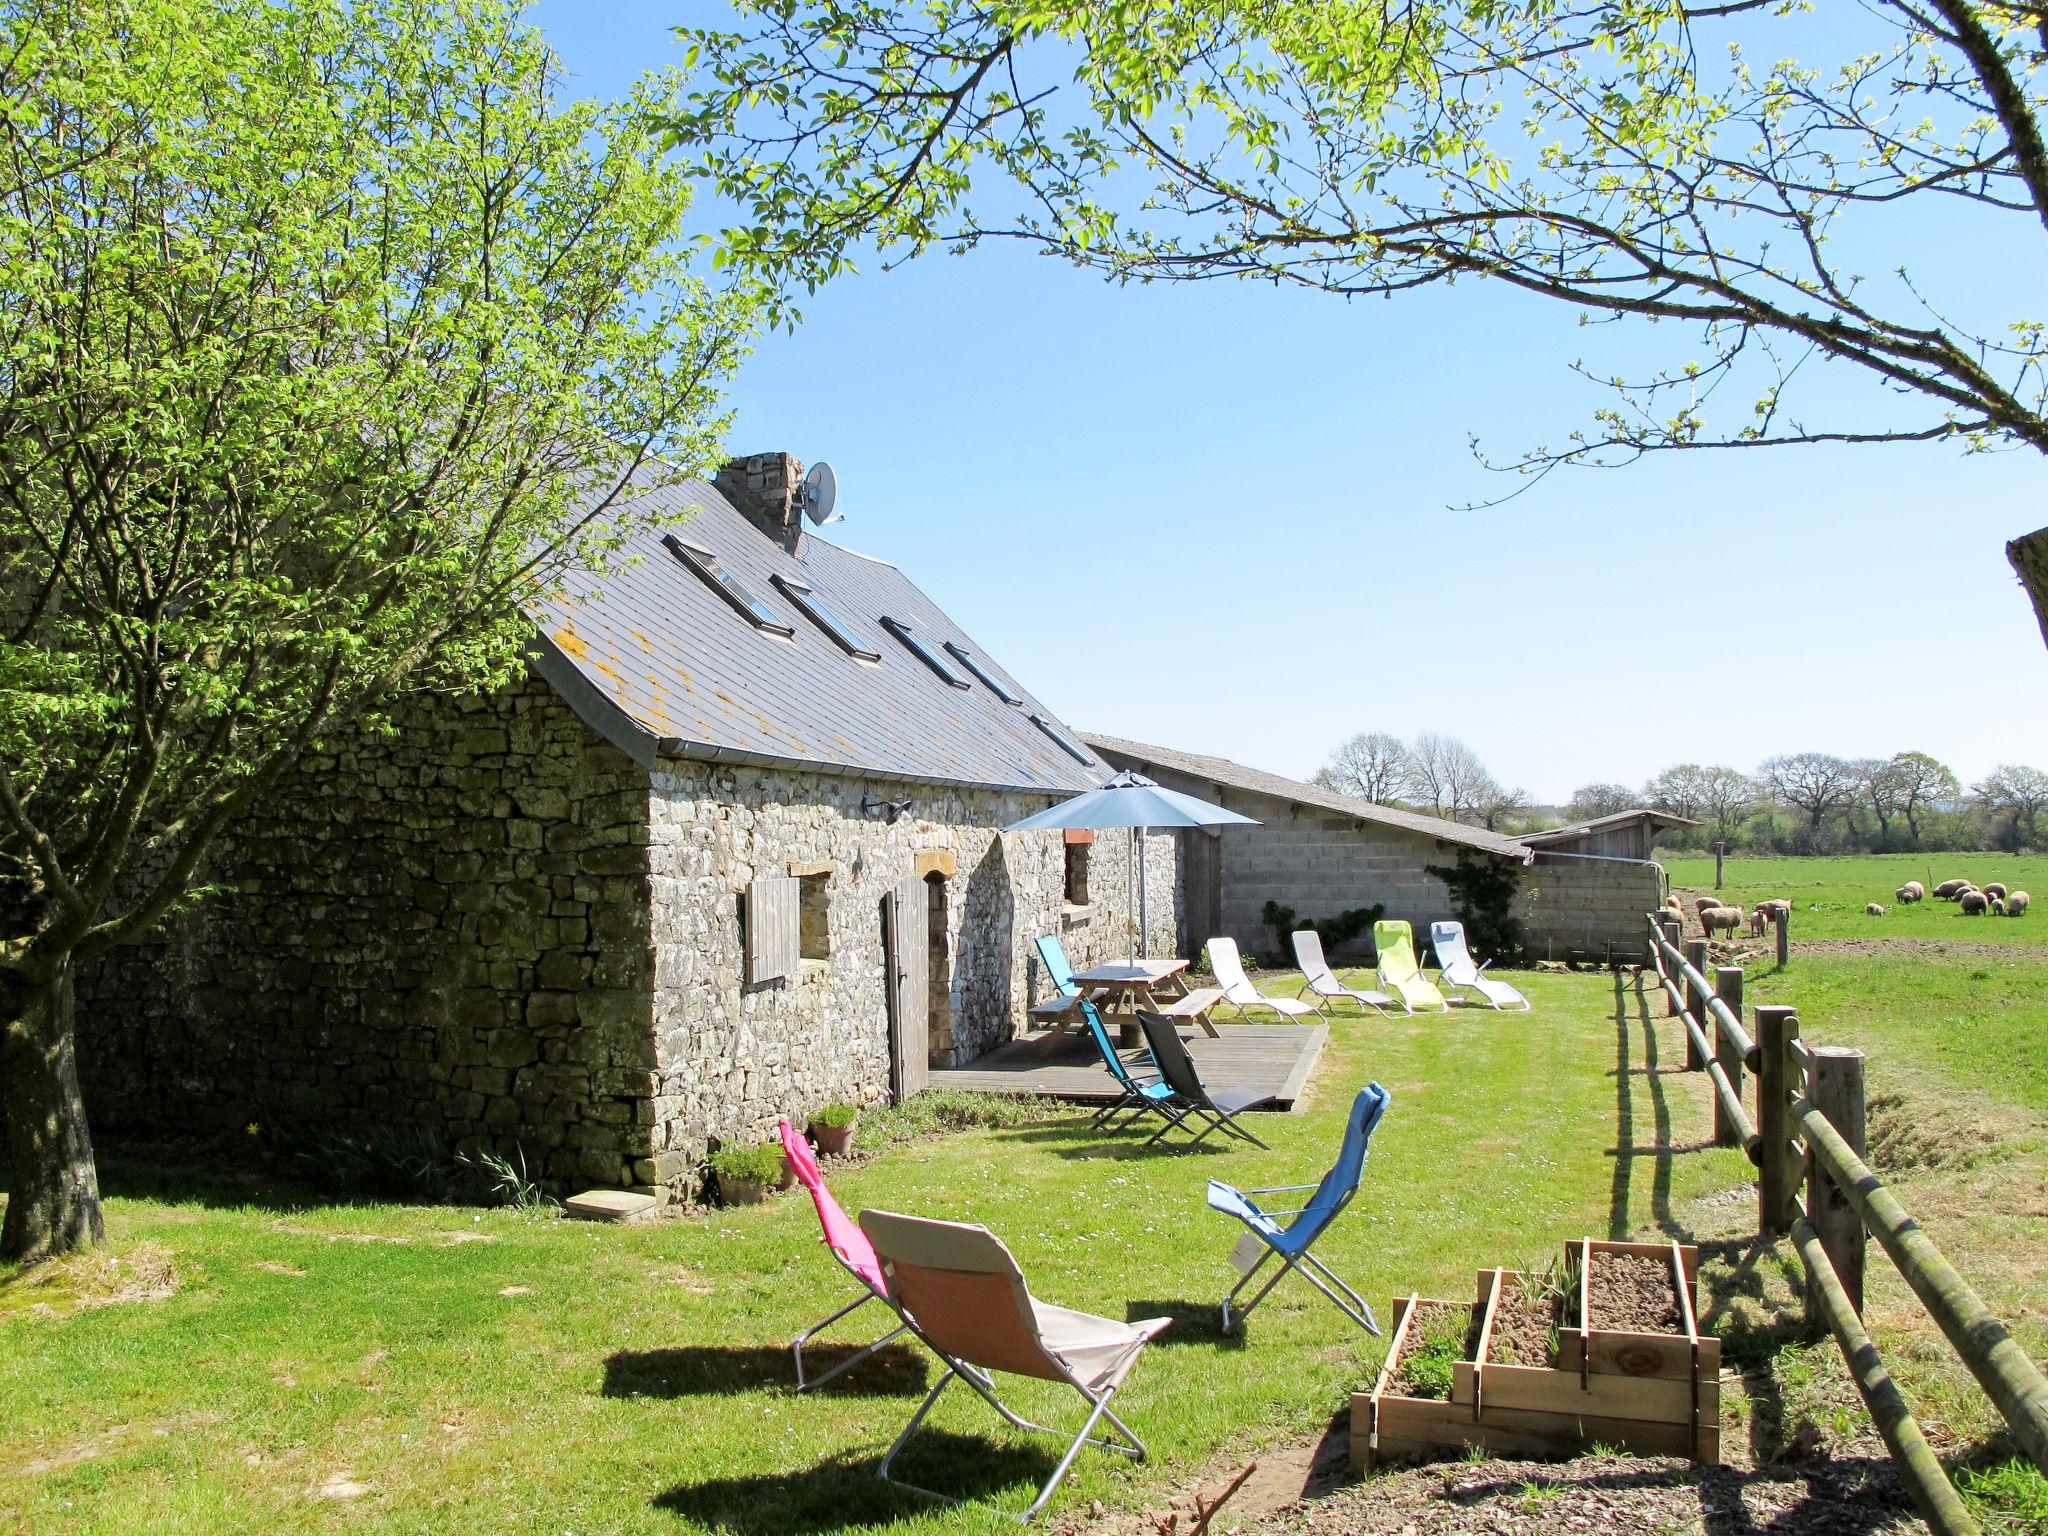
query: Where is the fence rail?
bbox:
[1643,911,2048,1536]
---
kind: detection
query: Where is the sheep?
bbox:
[1747,908,1769,937]
[1867,903,1887,916]
[1960,890,1990,916]
[1702,905,1745,939]
[1985,882,2009,901]
[1896,881,1926,904]
[2010,891,2031,917]
[1757,899,1793,921]
[1991,897,2007,916]
[1934,878,1970,900]
[1694,896,1728,922]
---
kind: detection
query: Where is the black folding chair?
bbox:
[1134,1010,1274,1150]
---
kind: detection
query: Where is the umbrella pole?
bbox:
[1127,825,1138,965]
[1139,826,1149,961]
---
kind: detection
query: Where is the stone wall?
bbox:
[73,673,661,1189]
[638,760,1169,1196]
[69,672,1173,1205]
[1513,852,1663,960]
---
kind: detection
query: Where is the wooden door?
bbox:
[1181,828,1222,960]
[884,875,929,1100]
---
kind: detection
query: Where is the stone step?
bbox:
[564,1188,659,1224]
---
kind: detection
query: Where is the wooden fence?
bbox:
[1644,912,2048,1536]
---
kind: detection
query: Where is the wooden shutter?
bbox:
[746,876,800,984]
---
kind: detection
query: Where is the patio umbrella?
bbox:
[1004,770,1259,962]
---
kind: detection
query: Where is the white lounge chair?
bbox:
[1289,929,1400,1016]
[1429,920,1531,1011]
[860,1209,1170,1523]
[1206,936,1320,1023]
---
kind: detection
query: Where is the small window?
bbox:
[773,575,880,661]
[880,617,970,688]
[665,534,792,635]
[1031,714,1092,764]
[798,871,830,963]
[1064,841,1090,905]
[944,642,1022,704]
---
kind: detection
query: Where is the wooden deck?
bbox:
[930,1022,1328,1111]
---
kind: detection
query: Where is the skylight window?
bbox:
[664,534,792,636]
[1032,714,1092,764]
[944,642,1022,704]
[772,575,879,661]
[880,617,970,688]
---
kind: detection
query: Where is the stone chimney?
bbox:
[715,452,804,555]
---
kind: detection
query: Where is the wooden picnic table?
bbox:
[1034,957,1223,1053]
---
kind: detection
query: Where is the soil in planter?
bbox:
[1487,1281,1558,1368]
[1390,1302,1479,1401]
[1586,1251,1682,1334]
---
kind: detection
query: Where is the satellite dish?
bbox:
[800,461,842,526]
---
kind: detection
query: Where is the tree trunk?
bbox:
[1,963,105,1265]
[2012,527,2048,651]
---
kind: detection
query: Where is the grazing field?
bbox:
[1663,853,2048,943]
[0,972,1755,1535]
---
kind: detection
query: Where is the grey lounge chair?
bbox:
[1135,1010,1274,1150]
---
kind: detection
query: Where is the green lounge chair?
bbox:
[1372,920,1447,1013]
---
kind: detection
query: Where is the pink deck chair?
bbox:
[779,1118,912,1391]
[861,1208,1171,1523]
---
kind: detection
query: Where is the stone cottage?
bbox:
[75,455,1173,1200]
[1083,734,1659,963]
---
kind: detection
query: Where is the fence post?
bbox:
[1660,914,1683,1015]
[1806,1046,1869,1318]
[1756,1005,1799,1238]
[1774,906,1790,967]
[1684,938,1710,1070]
[1713,965,1745,1149]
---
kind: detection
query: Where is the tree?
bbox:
[1315,732,1415,804]
[1407,732,1492,821]
[1472,778,1533,834]
[1696,767,1757,849]
[1758,753,1858,829]
[1976,765,2048,849]
[0,0,762,1263]
[1644,764,1711,823]
[674,0,2048,650]
[1890,752,1963,843]
[1848,758,1898,845]
[1564,784,1635,823]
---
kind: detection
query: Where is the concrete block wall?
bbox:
[1142,769,1468,962]
[1513,853,1663,959]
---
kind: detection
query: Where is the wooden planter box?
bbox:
[1352,1240,1720,1469]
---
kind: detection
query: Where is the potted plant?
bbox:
[808,1102,860,1158]
[709,1143,786,1206]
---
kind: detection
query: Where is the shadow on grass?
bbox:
[651,1431,1057,1533]
[1124,1298,1246,1348]
[604,1345,930,1400]
[985,1120,1237,1162]
[92,1146,351,1216]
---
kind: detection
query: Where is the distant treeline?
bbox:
[1314,735,2047,855]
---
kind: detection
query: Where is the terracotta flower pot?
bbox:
[811,1120,857,1158]
[776,1151,797,1190]
[721,1175,769,1207]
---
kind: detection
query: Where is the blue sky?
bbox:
[531,1,2048,803]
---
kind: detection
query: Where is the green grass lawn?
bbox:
[0,971,1753,1535]
[1663,852,2048,943]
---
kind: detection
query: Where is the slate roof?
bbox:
[1080,733,1532,862]
[526,470,1106,794]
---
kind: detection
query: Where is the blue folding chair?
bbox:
[1205,1083,1390,1334]
[1080,999,1191,1140]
